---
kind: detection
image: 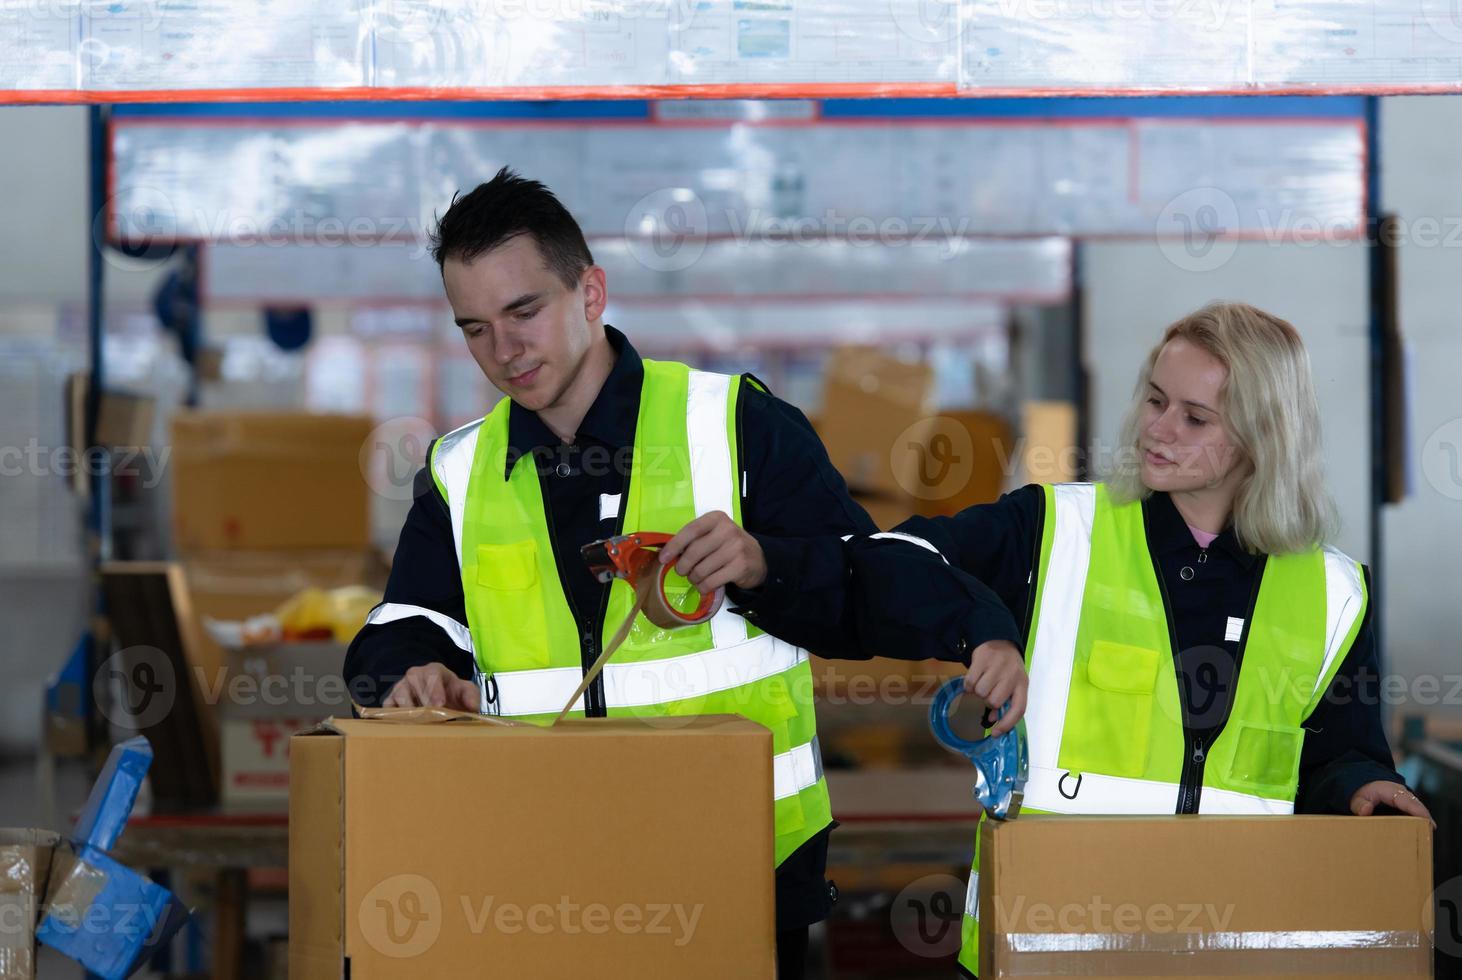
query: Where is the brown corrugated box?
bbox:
[186,553,376,808]
[1020,400,1078,484]
[979,814,1434,978]
[170,411,374,553]
[814,348,1015,529]
[0,831,58,980]
[220,715,319,806]
[817,347,937,502]
[210,638,353,808]
[290,713,776,979]
[182,550,378,702]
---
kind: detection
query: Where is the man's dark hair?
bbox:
[429,167,594,288]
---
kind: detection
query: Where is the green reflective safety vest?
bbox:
[956,482,1367,977]
[429,358,832,867]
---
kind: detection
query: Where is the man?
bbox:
[344,167,888,971]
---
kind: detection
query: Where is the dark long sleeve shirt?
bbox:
[747,483,1405,816]
[344,325,883,931]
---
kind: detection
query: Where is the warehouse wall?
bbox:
[1378,96,1462,728]
[0,107,91,748]
[0,107,156,311]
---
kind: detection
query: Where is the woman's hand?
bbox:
[1350,780,1435,828]
[962,639,1028,736]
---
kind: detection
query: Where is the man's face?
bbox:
[442,234,605,412]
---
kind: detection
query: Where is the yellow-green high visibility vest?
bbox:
[429,358,832,867]
[956,482,1368,977]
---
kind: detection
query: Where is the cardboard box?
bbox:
[909,409,1015,518]
[290,713,775,979]
[214,642,352,721]
[830,406,1014,529]
[101,552,381,810]
[170,411,374,553]
[1020,400,1078,484]
[0,830,58,980]
[979,814,1434,978]
[182,550,382,688]
[187,558,366,808]
[818,347,936,500]
[64,373,160,498]
[220,716,319,807]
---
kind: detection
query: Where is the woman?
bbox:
[827,302,1432,977]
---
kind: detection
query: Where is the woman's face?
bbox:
[1138,338,1246,495]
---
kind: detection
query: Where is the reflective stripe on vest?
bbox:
[772,735,825,801]
[365,602,475,655]
[1022,763,1295,815]
[484,632,808,716]
[431,415,486,571]
[685,370,749,649]
[1022,483,1094,804]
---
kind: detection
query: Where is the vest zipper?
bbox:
[1176,545,1216,809]
[1180,557,1266,812]
[1141,506,1195,812]
[1145,497,1269,813]
[1177,733,1208,814]
[537,460,605,717]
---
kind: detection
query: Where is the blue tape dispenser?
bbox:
[929,676,1028,820]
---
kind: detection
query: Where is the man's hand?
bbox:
[382,663,480,712]
[657,511,767,592]
[962,639,1028,737]
[1350,780,1435,828]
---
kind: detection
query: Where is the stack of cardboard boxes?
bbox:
[167,411,384,808]
[813,346,1016,531]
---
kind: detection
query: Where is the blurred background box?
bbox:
[62,372,158,498]
[207,633,356,807]
[1021,401,1079,485]
[817,348,936,503]
[182,549,385,685]
[184,555,381,808]
[219,717,318,808]
[170,411,374,553]
[914,410,1015,517]
[101,553,384,810]
[819,396,1016,529]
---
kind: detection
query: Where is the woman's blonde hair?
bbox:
[1105,301,1338,555]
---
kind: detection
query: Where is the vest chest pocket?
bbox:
[1060,639,1161,780]
[475,541,551,668]
[1226,721,1304,794]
